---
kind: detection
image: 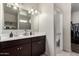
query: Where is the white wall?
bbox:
[38,4,55,56]
[31,15,39,32]
[54,3,71,52]
[54,12,61,35]
[0,4,4,34]
[72,11,79,23]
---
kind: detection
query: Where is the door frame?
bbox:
[54,7,64,53]
[59,13,63,50]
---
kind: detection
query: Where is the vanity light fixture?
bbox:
[28,10,31,14]
[6,4,12,8]
[28,9,39,15]
[30,9,34,12]
[28,9,34,14]
[19,20,27,23]
[14,3,19,7]
[6,3,18,10]
[13,6,17,10]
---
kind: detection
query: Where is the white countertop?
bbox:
[0,33,46,42]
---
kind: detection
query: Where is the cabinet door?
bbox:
[19,44,31,56]
[0,43,31,56]
[0,46,19,56]
[32,39,45,56]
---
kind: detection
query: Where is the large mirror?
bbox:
[3,3,19,29]
[3,3,32,30]
[18,9,31,29]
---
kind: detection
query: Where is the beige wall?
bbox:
[0,4,4,34]
[54,3,71,52]
[38,3,55,56]
[31,15,39,32]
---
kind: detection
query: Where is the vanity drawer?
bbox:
[32,36,46,42]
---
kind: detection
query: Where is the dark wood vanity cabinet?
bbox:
[32,36,45,56]
[0,44,31,56]
[0,36,46,56]
[0,38,31,56]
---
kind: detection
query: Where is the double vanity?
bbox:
[0,3,46,56]
[0,33,46,56]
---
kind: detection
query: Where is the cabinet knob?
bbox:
[17,48,20,50]
[17,47,23,50]
[20,47,23,50]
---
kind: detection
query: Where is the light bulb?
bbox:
[30,9,34,12]
[13,6,17,10]
[28,10,31,14]
[35,10,38,13]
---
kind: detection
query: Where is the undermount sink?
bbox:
[13,33,30,37]
[18,34,29,37]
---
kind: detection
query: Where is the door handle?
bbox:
[17,47,23,50]
[17,48,20,50]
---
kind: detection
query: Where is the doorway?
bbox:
[71,3,79,53]
[54,7,64,55]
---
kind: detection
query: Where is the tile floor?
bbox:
[56,51,79,56]
[42,47,79,56]
[42,52,79,56]
[56,47,79,56]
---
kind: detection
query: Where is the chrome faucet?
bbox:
[24,29,27,36]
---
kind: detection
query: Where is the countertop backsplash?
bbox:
[1,30,25,37]
[0,30,46,40]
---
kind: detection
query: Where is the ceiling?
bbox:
[19,3,39,10]
[72,3,79,12]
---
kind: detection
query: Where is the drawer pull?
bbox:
[17,47,23,50]
[17,48,20,50]
[20,47,23,50]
